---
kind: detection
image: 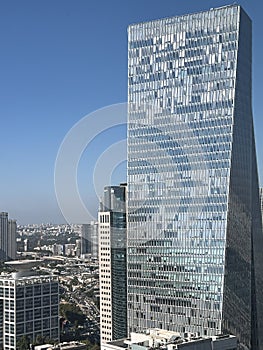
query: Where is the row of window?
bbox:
[16,295,59,310]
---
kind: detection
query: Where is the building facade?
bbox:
[81,222,98,259]
[0,212,8,261]
[99,184,127,344]
[8,220,17,261]
[0,260,60,349]
[127,5,263,349]
[260,188,263,225]
[0,213,16,262]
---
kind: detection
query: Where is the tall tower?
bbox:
[98,184,127,344]
[8,219,17,260]
[127,5,263,349]
[260,188,263,224]
[81,222,98,259]
[0,212,8,261]
[0,213,17,261]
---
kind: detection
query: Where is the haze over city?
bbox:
[0,0,262,224]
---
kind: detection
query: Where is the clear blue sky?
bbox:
[0,0,262,224]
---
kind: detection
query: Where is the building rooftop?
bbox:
[102,329,237,350]
[128,4,241,30]
[1,260,57,281]
[5,259,43,271]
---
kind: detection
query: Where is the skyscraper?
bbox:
[127,5,263,350]
[260,188,263,224]
[8,219,17,260]
[99,184,127,344]
[0,212,8,261]
[81,222,99,259]
[0,212,16,261]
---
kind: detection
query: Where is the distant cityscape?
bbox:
[1,4,263,350]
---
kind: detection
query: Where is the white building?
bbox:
[99,185,127,344]
[35,341,86,350]
[101,329,237,350]
[0,260,60,349]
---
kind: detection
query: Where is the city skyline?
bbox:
[0,0,263,224]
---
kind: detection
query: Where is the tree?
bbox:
[32,334,45,346]
[60,302,85,325]
[82,339,100,350]
[17,335,30,350]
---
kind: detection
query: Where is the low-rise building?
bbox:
[101,329,237,350]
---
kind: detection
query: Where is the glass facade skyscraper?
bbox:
[260,188,263,224]
[81,222,98,259]
[127,5,263,350]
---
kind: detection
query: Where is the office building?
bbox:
[52,243,64,256]
[90,222,99,259]
[81,224,90,256]
[260,188,263,224]
[8,220,17,260]
[127,5,263,349]
[0,260,60,349]
[99,184,127,343]
[64,243,76,256]
[81,222,98,259]
[0,212,16,261]
[0,212,8,261]
[101,329,237,350]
